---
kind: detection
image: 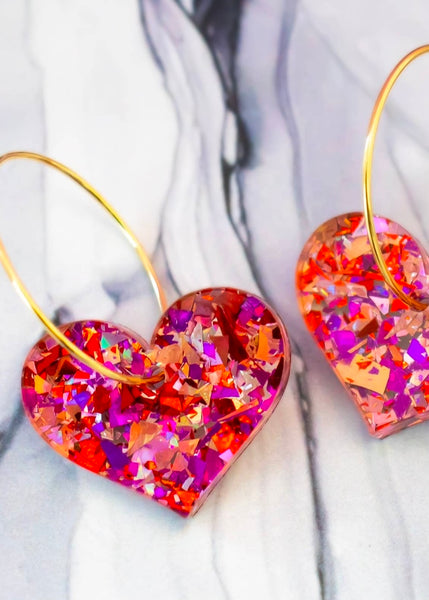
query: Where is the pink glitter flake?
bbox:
[296,213,429,438]
[22,288,290,516]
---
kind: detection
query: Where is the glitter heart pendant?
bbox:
[22,287,290,516]
[296,213,429,438]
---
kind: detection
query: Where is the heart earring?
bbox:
[296,45,429,439]
[1,152,291,516]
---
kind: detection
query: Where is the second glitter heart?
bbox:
[296,45,429,438]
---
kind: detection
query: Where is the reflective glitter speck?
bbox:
[21,288,290,516]
[296,213,429,438]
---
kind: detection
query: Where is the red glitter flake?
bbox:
[70,439,107,473]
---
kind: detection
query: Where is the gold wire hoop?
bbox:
[0,151,168,384]
[363,44,429,312]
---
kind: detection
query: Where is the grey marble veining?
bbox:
[1,1,429,599]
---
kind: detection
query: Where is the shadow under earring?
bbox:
[1,152,291,516]
[296,45,429,439]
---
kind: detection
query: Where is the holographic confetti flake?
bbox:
[296,213,429,438]
[22,288,290,516]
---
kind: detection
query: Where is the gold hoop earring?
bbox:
[363,45,429,311]
[0,151,167,385]
[296,45,429,439]
[4,152,291,516]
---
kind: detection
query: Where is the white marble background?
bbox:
[1,1,429,599]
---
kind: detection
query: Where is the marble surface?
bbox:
[1,1,429,598]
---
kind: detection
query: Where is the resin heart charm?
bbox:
[296,213,429,438]
[22,287,290,516]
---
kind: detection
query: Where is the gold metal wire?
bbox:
[363,45,429,312]
[0,151,168,385]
